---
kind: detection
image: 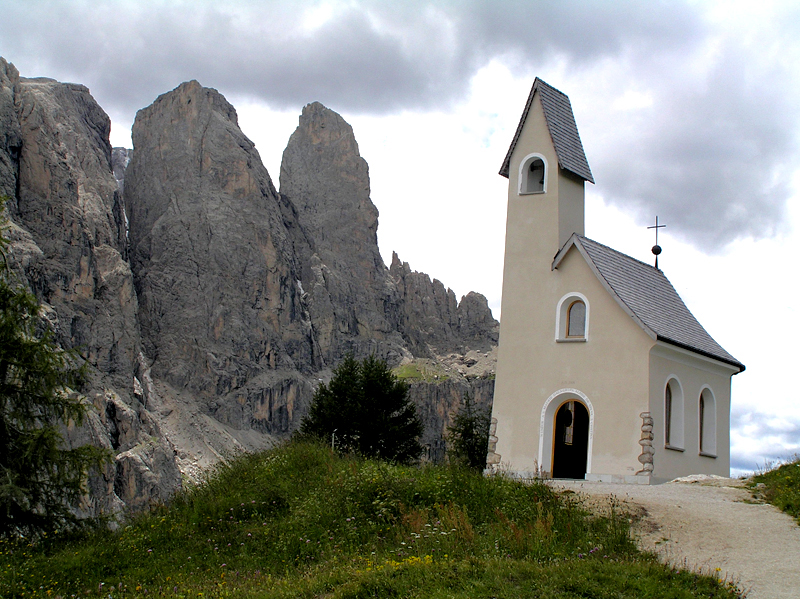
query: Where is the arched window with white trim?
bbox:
[664,377,684,450]
[556,292,589,342]
[699,387,717,457]
[519,153,548,194]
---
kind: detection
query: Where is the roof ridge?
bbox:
[574,235,744,372]
[533,77,569,100]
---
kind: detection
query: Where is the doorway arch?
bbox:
[551,400,590,478]
[539,389,594,478]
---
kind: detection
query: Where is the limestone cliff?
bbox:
[280,102,499,363]
[0,57,181,518]
[280,102,406,364]
[389,252,499,356]
[0,57,499,517]
[125,81,317,430]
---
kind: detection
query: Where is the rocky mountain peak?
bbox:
[126,80,315,397]
[389,252,499,355]
[1,61,499,516]
[279,101,398,363]
[0,58,21,200]
[141,79,240,129]
[0,56,181,517]
[280,101,378,256]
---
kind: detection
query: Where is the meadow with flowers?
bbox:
[0,441,739,598]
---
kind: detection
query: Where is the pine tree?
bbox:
[0,210,106,538]
[447,393,491,471]
[300,355,423,464]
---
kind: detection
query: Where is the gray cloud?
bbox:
[591,37,798,249]
[0,0,797,248]
[0,0,706,114]
[730,406,800,474]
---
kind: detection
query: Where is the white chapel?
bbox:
[488,78,745,484]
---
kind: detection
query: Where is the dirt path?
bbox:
[552,477,800,598]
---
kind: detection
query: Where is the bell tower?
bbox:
[489,78,594,472]
[498,77,594,258]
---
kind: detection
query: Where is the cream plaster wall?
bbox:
[648,343,735,482]
[557,171,585,249]
[494,92,562,474]
[494,241,655,477]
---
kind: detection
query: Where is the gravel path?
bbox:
[551,477,800,598]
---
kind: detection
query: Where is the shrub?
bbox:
[447,393,490,470]
[300,355,423,464]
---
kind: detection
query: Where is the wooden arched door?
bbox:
[551,400,589,479]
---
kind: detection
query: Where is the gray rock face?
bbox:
[1,58,500,515]
[111,147,131,196]
[280,102,404,364]
[390,252,499,355]
[280,102,499,364]
[0,60,21,201]
[5,70,136,383]
[456,291,500,348]
[0,57,181,520]
[409,377,495,463]
[125,80,317,435]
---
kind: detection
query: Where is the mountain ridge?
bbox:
[0,57,498,516]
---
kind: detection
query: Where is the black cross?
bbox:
[647,216,666,268]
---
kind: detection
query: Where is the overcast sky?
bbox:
[2,0,798,475]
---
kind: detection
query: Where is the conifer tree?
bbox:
[300,355,423,464]
[447,393,491,471]
[0,209,106,538]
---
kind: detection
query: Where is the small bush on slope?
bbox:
[300,355,423,464]
[447,392,491,471]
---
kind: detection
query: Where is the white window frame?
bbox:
[518,153,548,195]
[555,292,589,342]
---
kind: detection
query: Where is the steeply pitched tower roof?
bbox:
[500,78,594,183]
[553,235,745,372]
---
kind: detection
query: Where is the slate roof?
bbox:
[500,78,594,183]
[553,235,745,372]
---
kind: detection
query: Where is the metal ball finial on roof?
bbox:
[647,216,666,269]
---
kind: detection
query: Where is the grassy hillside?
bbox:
[750,456,800,523]
[1,442,738,598]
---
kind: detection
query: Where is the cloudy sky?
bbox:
[2,0,798,475]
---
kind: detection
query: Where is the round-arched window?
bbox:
[699,387,717,457]
[566,300,586,337]
[664,377,684,450]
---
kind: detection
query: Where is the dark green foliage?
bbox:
[300,355,423,464]
[447,393,491,470]
[0,210,105,538]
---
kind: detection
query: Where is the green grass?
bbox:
[750,456,800,523]
[0,441,739,598]
[393,361,449,382]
